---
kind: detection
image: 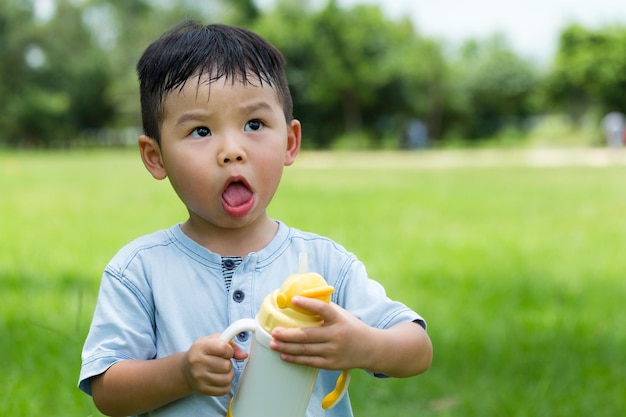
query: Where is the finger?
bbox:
[197,336,235,359]
[231,342,249,361]
[188,354,233,377]
[279,351,328,368]
[269,331,332,365]
[271,326,327,344]
[271,338,327,365]
[291,296,337,321]
[195,368,235,396]
[272,338,326,357]
[208,355,237,373]
[185,355,235,395]
[203,364,235,383]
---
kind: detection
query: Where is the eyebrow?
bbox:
[174,101,275,126]
[241,101,274,114]
[175,111,210,126]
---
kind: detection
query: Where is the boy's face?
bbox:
[140,75,300,234]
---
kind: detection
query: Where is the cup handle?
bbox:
[321,369,351,409]
[219,318,258,343]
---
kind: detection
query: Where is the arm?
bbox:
[269,296,432,378]
[91,335,248,417]
[359,321,432,377]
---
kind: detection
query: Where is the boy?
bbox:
[79,20,432,417]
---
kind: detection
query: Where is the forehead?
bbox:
[161,73,282,114]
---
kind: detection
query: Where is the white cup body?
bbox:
[230,325,319,417]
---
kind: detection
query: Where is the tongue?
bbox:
[223,182,253,207]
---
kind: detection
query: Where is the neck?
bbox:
[181,215,278,257]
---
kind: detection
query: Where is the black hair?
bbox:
[136,20,293,144]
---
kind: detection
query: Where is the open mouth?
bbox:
[222,179,254,216]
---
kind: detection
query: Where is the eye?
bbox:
[244,120,263,132]
[190,126,211,138]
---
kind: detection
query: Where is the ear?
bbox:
[138,135,168,180]
[284,119,301,166]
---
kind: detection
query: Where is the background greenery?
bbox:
[2,0,626,148]
[2,149,625,416]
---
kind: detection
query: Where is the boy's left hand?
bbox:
[269,296,372,371]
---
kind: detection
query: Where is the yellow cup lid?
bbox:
[257,272,334,332]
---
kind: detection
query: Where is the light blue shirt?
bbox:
[79,221,425,416]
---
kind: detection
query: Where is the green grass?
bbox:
[2,149,625,416]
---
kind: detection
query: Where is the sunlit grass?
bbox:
[1,149,625,416]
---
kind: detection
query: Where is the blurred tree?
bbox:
[547,24,626,124]
[224,0,260,25]
[0,0,116,147]
[443,35,538,141]
[45,1,116,142]
[4,0,623,149]
[252,0,339,147]
[0,1,51,146]
[84,0,184,132]
[0,0,232,147]
[254,0,445,148]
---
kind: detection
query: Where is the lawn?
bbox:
[1,149,625,416]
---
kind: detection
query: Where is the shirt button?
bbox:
[232,290,245,303]
[223,258,236,270]
[237,332,250,342]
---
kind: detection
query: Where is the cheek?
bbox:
[257,153,286,183]
[166,163,213,203]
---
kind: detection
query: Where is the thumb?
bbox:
[231,342,249,361]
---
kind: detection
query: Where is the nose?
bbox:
[218,135,247,166]
[221,151,245,164]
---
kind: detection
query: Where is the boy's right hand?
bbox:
[182,334,248,396]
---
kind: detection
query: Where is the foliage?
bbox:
[444,35,538,141]
[0,0,116,147]
[1,1,625,148]
[547,24,626,123]
[1,150,625,416]
[253,1,445,148]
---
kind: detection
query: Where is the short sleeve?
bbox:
[78,265,156,395]
[334,258,425,330]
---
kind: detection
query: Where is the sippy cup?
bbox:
[220,255,351,417]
